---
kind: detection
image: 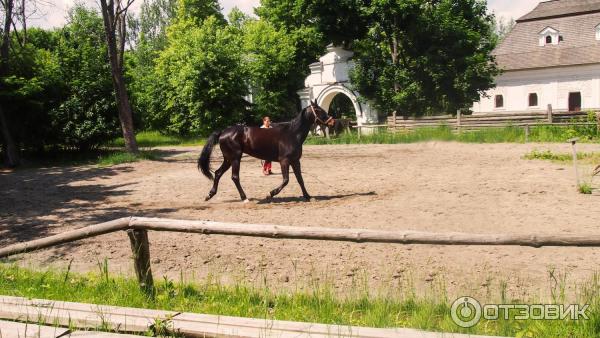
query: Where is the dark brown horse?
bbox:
[198,100,334,202]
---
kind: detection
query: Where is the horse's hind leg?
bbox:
[205,160,231,201]
[291,160,311,201]
[268,160,290,199]
[231,157,248,202]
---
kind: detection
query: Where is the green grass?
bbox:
[579,182,593,194]
[96,150,160,166]
[523,149,600,165]
[523,149,574,162]
[106,123,599,149]
[306,126,523,144]
[100,123,600,149]
[306,124,600,145]
[1,263,599,337]
[108,131,204,148]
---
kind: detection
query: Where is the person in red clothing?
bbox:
[260,116,272,175]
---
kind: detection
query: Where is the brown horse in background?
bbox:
[198,101,334,202]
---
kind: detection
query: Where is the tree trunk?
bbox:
[1,0,12,73]
[0,107,19,167]
[112,68,139,153]
[100,0,139,153]
[391,16,400,94]
[0,0,20,167]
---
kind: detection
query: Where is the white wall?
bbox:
[473,64,600,113]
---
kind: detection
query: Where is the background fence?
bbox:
[386,105,599,132]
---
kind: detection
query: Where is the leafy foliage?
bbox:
[51,6,120,149]
[239,18,297,120]
[127,0,178,130]
[0,5,118,152]
[255,0,327,115]
[2,0,505,158]
[149,16,249,135]
[256,0,499,117]
[350,0,499,116]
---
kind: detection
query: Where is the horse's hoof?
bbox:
[243,199,250,204]
[205,196,212,201]
[309,197,316,202]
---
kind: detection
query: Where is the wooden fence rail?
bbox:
[386,105,600,133]
[3,216,600,294]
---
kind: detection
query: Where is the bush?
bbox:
[0,6,119,152]
[50,6,120,150]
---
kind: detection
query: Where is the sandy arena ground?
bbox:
[1,142,600,302]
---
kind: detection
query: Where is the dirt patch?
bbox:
[1,142,599,301]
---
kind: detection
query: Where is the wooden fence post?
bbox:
[524,124,530,142]
[568,138,580,188]
[456,110,462,133]
[392,111,397,131]
[547,104,553,123]
[357,125,361,139]
[127,229,154,296]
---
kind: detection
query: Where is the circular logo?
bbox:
[451,296,482,328]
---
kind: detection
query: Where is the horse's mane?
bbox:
[266,108,307,130]
[271,121,292,127]
[288,107,307,131]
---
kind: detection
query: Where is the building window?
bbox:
[495,95,504,108]
[528,93,538,107]
[568,92,581,112]
[596,24,600,40]
[539,27,559,46]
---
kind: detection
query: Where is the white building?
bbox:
[297,46,379,126]
[473,0,600,113]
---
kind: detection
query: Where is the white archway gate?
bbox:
[316,84,362,118]
[297,46,378,126]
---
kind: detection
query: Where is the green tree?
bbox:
[0,7,119,152]
[494,16,515,43]
[0,29,62,152]
[238,16,296,121]
[50,6,120,149]
[254,0,325,114]
[127,0,177,130]
[177,0,225,25]
[99,0,139,153]
[129,0,177,53]
[150,16,248,135]
[351,0,499,116]
[257,0,498,117]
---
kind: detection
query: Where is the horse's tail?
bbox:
[198,131,222,180]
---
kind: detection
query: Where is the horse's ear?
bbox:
[310,100,315,106]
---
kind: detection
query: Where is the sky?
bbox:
[27,0,541,29]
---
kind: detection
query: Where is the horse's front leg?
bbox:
[291,160,311,201]
[268,160,289,199]
[231,157,249,202]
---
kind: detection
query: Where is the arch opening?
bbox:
[316,85,362,123]
[326,93,356,119]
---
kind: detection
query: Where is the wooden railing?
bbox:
[2,217,600,295]
[387,105,600,133]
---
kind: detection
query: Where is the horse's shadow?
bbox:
[255,191,377,204]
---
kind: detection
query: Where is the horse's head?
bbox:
[307,100,335,127]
